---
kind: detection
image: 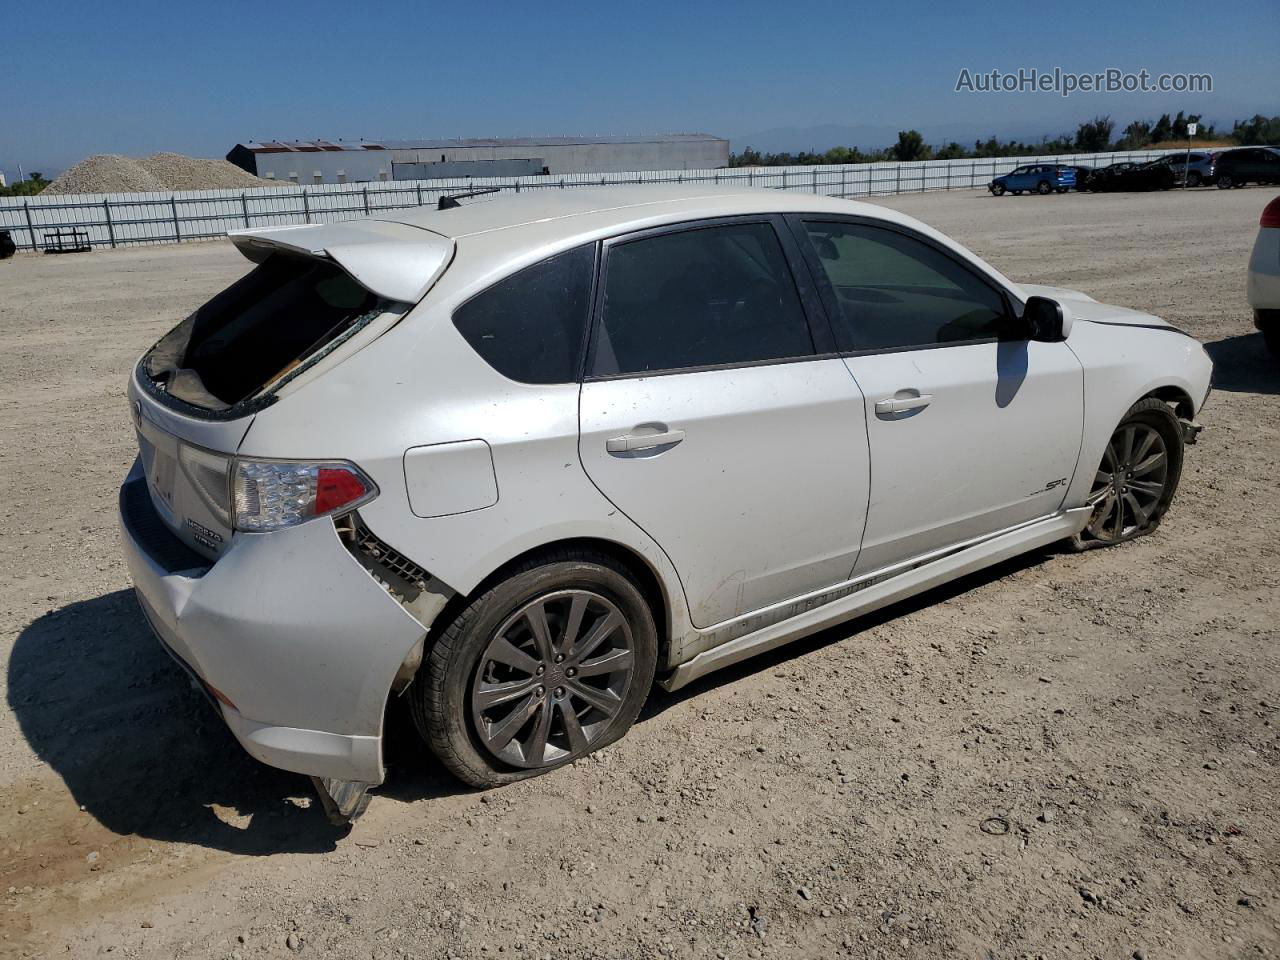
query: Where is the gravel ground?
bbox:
[0,186,1277,960]
[45,153,274,195]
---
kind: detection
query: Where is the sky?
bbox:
[2,0,1277,176]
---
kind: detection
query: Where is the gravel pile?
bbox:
[45,153,275,195]
[137,152,275,191]
[44,154,166,195]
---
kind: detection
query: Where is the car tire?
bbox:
[1217,174,1235,189]
[1068,397,1185,551]
[1037,180,1052,195]
[1264,325,1280,360]
[1187,171,1202,187]
[411,549,659,788]
[990,183,1006,196]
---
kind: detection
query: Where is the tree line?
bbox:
[728,113,1280,167]
[0,172,50,197]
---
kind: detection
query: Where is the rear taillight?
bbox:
[177,443,377,533]
[1261,196,1280,229]
[233,459,377,532]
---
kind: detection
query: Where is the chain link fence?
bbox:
[0,149,1177,253]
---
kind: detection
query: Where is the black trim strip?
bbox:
[1081,319,1198,339]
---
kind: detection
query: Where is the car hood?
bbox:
[1018,283,1176,329]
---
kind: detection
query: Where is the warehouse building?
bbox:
[226,134,729,185]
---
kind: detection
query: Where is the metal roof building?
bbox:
[226,134,729,185]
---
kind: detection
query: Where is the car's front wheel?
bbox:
[412,550,658,788]
[990,183,1006,196]
[1263,325,1280,360]
[1069,398,1185,551]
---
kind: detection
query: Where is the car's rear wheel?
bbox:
[1037,180,1052,195]
[1217,174,1235,189]
[1187,171,1202,187]
[412,550,658,788]
[1069,398,1184,551]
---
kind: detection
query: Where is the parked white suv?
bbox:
[119,186,1211,821]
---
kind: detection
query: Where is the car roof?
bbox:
[379,184,914,240]
[234,184,1022,306]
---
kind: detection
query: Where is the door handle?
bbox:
[606,427,686,453]
[874,393,933,416]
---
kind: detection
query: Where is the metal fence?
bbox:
[0,148,1177,253]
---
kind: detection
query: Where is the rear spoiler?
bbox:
[228,220,455,304]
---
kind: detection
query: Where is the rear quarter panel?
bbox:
[235,276,696,664]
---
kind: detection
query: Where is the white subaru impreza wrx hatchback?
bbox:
[119,186,1211,821]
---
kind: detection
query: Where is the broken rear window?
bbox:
[143,253,392,412]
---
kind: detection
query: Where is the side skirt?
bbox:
[660,507,1091,692]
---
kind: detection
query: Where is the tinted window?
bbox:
[803,221,1014,352]
[453,245,595,384]
[591,222,814,376]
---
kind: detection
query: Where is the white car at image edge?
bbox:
[1248,194,1280,357]
[117,186,1212,822]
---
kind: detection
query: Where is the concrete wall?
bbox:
[390,139,730,175]
[250,139,730,184]
[392,159,547,179]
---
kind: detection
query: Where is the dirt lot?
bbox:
[1,187,1278,960]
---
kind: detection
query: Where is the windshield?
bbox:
[142,253,393,412]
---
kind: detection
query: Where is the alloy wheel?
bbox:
[470,590,635,768]
[1083,422,1169,541]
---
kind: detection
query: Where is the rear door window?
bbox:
[143,253,392,411]
[452,244,596,384]
[590,221,814,376]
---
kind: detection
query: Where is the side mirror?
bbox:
[1023,295,1071,342]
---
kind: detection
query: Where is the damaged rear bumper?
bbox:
[118,461,426,790]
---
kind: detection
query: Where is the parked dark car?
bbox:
[1214,147,1280,189]
[1064,165,1094,191]
[1087,160,1176,192]
[0,230,16,260]
[1150,151,1218,187]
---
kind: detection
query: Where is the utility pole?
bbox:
[1184,120,1197,189]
